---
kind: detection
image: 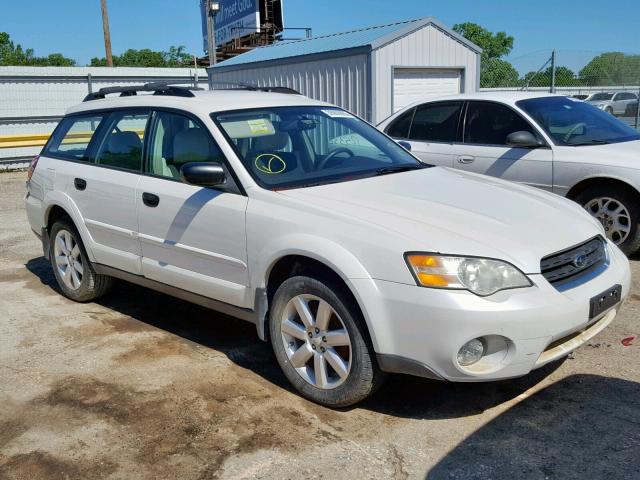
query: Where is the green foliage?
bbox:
[481,58,520,88]
[0,32,75,66]
[452,22,514,63]
[91,45,193,67]
[523,66,580,87]
[579,52,640,86]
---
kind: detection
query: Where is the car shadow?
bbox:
[28,256,568,420]
[426,374,640,480]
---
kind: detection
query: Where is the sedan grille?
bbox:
[541,237,607,286]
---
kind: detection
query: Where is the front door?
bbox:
[136,109,250,307]
[453,101,553,191]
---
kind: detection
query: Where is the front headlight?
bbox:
[405,254,532,296]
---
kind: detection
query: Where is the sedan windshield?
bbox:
[212,106,426,189]
[517,96,640,146]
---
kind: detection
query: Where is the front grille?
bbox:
[541,236,607,286]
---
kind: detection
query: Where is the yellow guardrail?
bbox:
[0,131,145,149]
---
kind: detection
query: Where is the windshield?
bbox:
[212,106,425,190]
[517,96,640,146]
[589,93,613,101]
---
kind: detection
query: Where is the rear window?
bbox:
[44,114,105,161]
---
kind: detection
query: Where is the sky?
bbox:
[2,0,639,73]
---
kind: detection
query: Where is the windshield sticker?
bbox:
[322,109,355,118]
[248,119,272,134]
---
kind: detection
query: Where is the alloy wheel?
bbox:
[53,229,84,290]
[280,294,352,389]
[584,197,631,245]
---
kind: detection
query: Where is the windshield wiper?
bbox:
[568,139,611,146]
[374,163,429,176]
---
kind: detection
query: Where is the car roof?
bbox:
[66,89,330,117]
[401,91,564,108]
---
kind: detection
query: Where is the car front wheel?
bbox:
[269,275,385,407]
[576,186,640,255]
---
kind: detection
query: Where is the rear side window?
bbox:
[464,101,535,146]
[44,114,104,161]
[386,108,415,138]
[408,102,462,143]
[95,110,150,171]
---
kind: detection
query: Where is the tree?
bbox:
[481,58,520,88]
[579,52,640,86]
[453,23,517,89]
[91,45,193,67]
[0,32,75,66]
[522,66,580,88]
[452,22,514,64]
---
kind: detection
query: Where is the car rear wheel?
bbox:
[269,275,385,407]
[576,186,640,255]
[50,219,112,302]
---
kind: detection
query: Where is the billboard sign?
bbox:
[200,0,260,51]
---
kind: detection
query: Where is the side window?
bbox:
[386,108,415,138]
[464,101,536,146]
[95,110,150,171]
[44,114,104,161]
[148,110,225,180]
[408,102,462,143]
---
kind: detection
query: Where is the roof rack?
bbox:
[83,82,201,102]
[209,81,301,95]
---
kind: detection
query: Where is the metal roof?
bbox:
[212,17,481,70]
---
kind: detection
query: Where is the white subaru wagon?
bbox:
[25,84,631,406]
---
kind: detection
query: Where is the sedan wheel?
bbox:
[53,228,84,290]
[584,197,631,245]
[280,294,352,389]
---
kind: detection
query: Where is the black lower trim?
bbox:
[376,353,444,380]
[40,227,50,260]
[93,263,257,324]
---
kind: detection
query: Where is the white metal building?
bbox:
[209,17,481,123]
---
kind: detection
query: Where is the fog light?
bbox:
[457,338,485,366]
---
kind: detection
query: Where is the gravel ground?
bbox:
[1,170,639,480]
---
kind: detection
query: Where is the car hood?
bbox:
[557,139,640,169]
[280,167,603,273]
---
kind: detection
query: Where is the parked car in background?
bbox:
[25,84,630,406]
[587,91,638,115]
[378,93,640,254]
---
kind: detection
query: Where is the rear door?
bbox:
[46,110,149,274]
[136,109,250,307]
[385,101,463,167]
[453,100,553,191]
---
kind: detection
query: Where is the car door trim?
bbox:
[137,232,248,269]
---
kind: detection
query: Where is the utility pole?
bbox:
[100,0,114,67]
[550,49,556,94]
[206,1,220,66]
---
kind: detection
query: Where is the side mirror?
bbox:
[181,162,226,187]
[397,140,412,151]
[506,131,542,148]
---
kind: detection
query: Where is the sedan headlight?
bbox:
[405,254,532,296]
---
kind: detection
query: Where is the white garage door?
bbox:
[393,68,461,112]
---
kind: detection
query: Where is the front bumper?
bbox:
[354,241,631,382]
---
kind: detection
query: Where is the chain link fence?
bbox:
[479,50,640,130]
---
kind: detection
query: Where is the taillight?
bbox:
[27,155,39,181]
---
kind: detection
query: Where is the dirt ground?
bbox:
[1,170,639,480]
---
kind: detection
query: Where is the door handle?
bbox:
[457,156,475,164]
[74,178,87,191]
[142,192,160,208]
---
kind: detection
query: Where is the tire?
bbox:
[575,185,640,255]
[605,106,614,115]
[49,218,112,302]
[269,275,385,407]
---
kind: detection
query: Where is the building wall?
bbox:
[0,66,207,163]
[372,24,479,123]
[209,53,371,121]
